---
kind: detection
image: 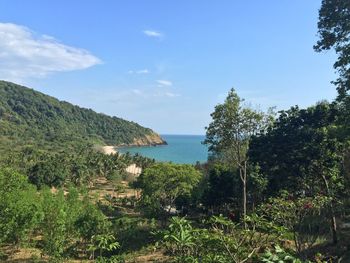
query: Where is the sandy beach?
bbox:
[101,146,118,155]
[101,146,142,176]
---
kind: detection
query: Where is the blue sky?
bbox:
[0,0,337,134]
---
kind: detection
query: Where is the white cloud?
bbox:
[136,69,149,74]
[0,22,101,82]
[143,30,163,38]
[123,88,180,99]
[128,69,150,74]
[153,90,180,98]
[156,79,172,87]
[164,92,180,97]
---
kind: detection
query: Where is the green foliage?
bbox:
[0,168,114,260]
[0,80,163,155]
[40,189,68,259]
[202,163,267,213]
[314,0,350,99]
[258,194,331,253]
[162,215,281,263]
[261,245,309,263]
[1,144,143,189]
[96,255,125,263]
[28,156,69,188]
[204,88,274,218]
[163,217,196,258]
[131,153,156,169]
[114,217,158,254]
[2,4,350,260]
[75,196,108,244]
[136,163,202,217]
[204,88,273,162]
[314,0,350,155]
[0,168,42,246]
[88,233,120,260]
[249,102,343,197]
[202,163,239,210]
[40,188,111,260]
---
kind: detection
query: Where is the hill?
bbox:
[0,81,165,153]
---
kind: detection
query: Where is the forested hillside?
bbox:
[0,81,165,153]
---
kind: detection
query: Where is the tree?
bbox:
[249,102,344,244]
[40,187,111,260]
[69,157,89,186]
[0,168,41,246]
[28,155,68,189]
[75,196,108,247]
[314,0,350,99]
[40,189,70,259]
[135,163,201,218]
[204,88,272,221]
[202,164,239,212]
[314,0,350,141]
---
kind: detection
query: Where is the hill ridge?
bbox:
[0,80,165,152]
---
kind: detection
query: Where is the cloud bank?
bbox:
[0,23,101,81]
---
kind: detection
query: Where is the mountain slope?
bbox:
[0,81,165,152]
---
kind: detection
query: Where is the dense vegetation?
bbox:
[0,168,117,262]
[0,1,350,262]
[0,80,163,154]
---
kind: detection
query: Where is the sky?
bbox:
[0,0,338,135]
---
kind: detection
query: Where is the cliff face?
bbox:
[131,132,167,146]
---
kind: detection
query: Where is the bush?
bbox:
[260,245,310,263]
[258,193,331,253]
[162,215,282,263]
[0,168,42,246]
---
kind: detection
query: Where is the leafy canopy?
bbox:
[136,163,201,216]
[315,0,350,98]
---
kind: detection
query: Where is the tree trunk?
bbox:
[240,162,247,228]
[330,213,338,244]
[321,174,338,244]
[243,162,247,221]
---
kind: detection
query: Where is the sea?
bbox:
[118,135,208,164]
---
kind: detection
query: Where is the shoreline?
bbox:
[101,146,118,155]
[100,146,143,176]
[101,141,167,155]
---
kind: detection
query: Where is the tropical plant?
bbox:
[162,215,282,263]
[88,234,120,260]
[260,245,310,263]
[163,217,196,258]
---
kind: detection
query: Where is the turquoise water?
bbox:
[118,135,208,164]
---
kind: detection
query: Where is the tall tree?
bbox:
[314,0,350,99]
[314,0,350,143]
[204,89,272,220]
